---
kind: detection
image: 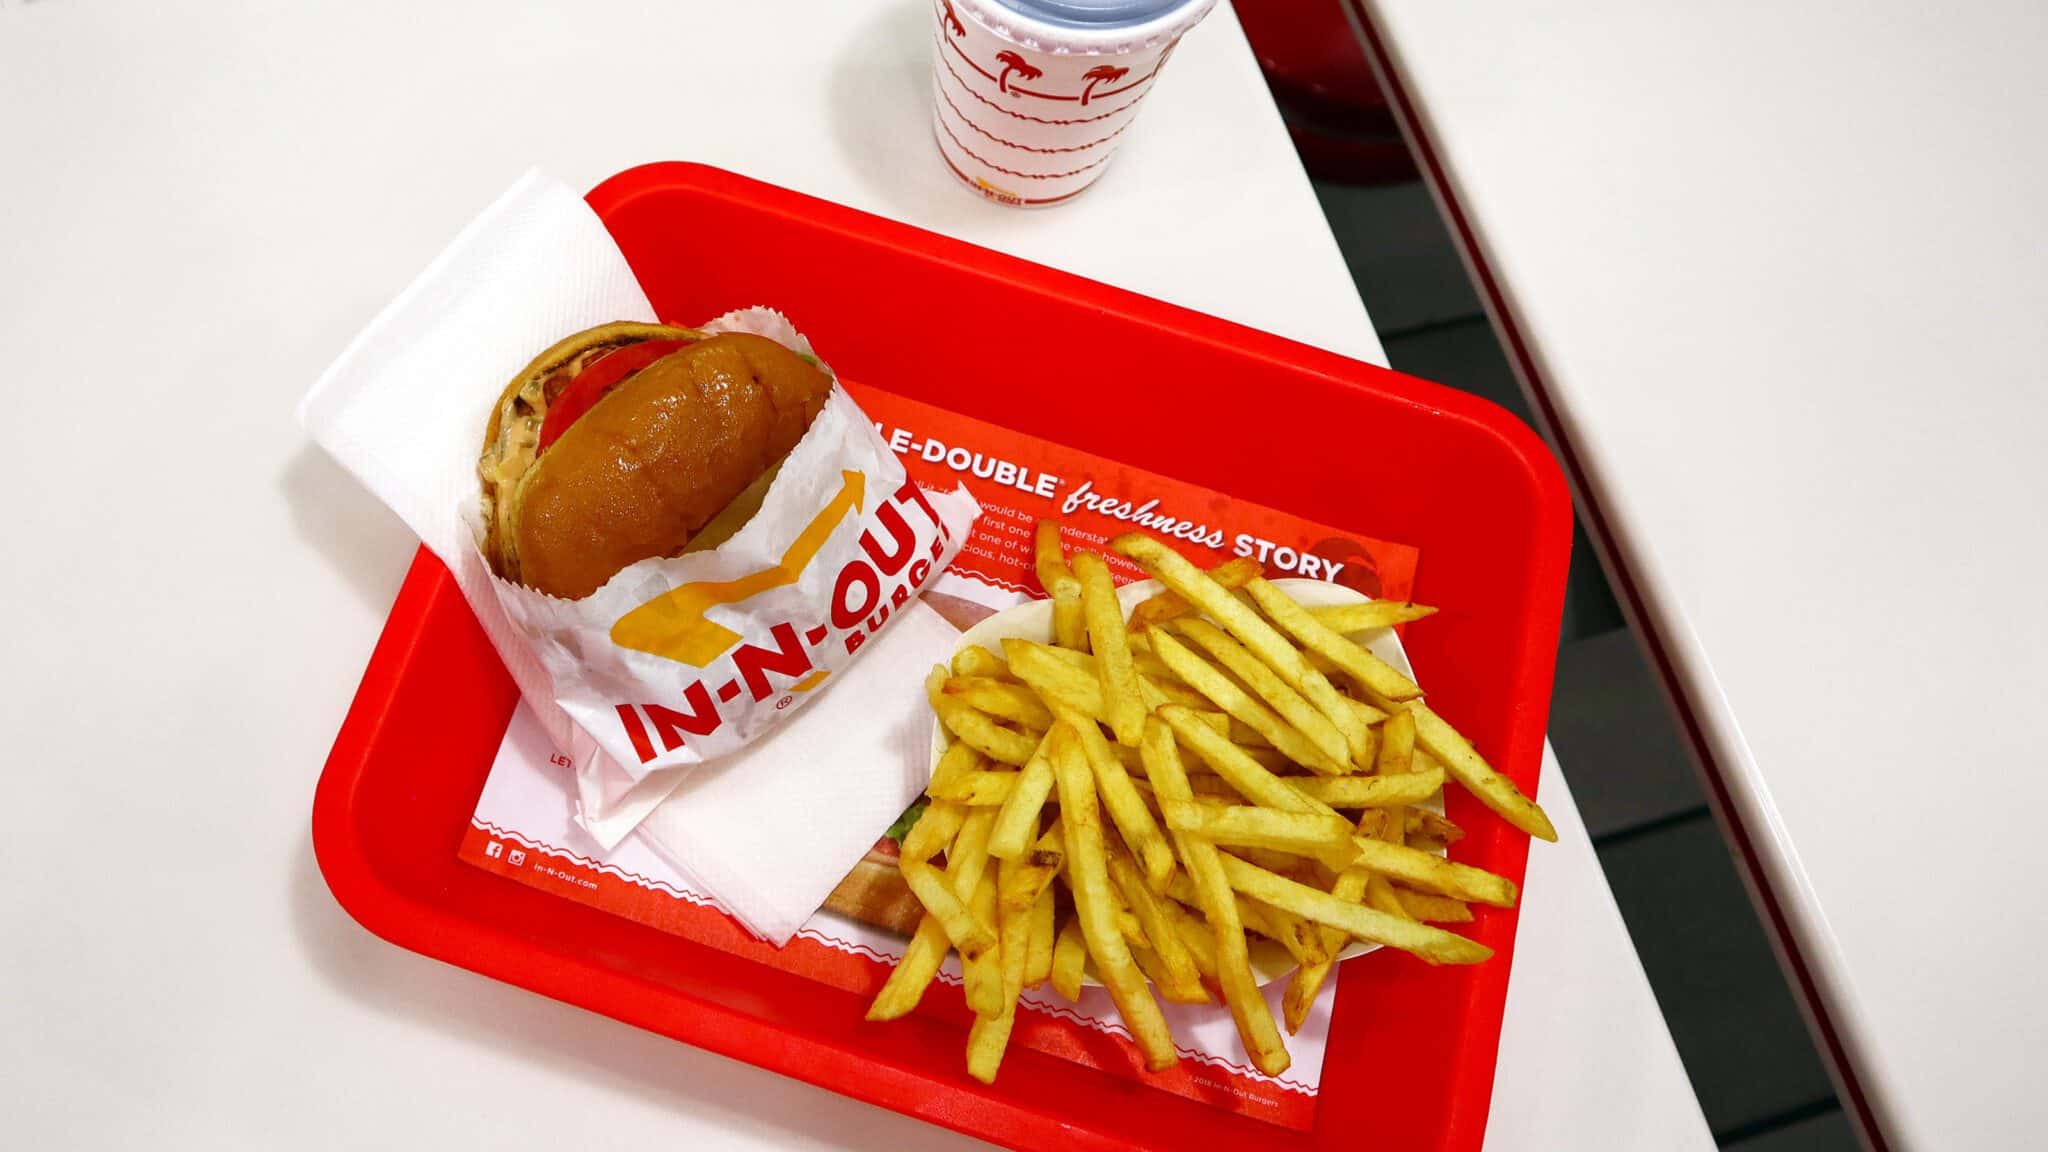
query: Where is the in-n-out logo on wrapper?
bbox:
[481,307,981,789]
[609,473,959,763]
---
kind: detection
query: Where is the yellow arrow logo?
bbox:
[611,470,867,667]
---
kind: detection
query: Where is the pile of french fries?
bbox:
[866,522,1557,1083]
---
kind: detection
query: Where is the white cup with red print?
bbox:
[930,0,1219,206]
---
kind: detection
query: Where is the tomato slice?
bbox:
[536,339,690,454]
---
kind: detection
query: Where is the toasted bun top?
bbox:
[478,322,704,584]
[480,329,831,599]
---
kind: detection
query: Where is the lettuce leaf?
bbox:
[883,800,929,846]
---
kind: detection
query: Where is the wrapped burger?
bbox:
[471,308,980,791]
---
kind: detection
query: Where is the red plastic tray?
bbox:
[313,163,1571,1151]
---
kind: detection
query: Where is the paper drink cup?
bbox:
[929,0,1218,206]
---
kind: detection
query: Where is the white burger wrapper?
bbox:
[300,170,980,943]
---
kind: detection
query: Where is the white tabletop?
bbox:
[1363,1,2048,1148]
[0,2,1705,1148]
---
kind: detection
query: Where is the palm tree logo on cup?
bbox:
[941,0,966,37]
[1080,64,1129,105]
[994,50,1043,95]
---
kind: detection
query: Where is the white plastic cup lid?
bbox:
[956,0,1216,54]
[986,0,1193,28]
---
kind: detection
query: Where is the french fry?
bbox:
[926,742,984,798]
[944,676,1055,729]
[1138,672,1210,711]
[1407,807,1465,850]
[1116,536,1360,757]
[1165,901,1222,992]
[1051,727,1178,1070]
[1185,774,1246,799]
[928,667,1039,765]
[868,809,996,1020]
[1353,721,1380,773]
[1163,802,1358,861]
[1407,702,1557,841]
[951,644,1012,681]
[898,799,969,864]
[1061,707,1176,893]
[1073,551,1146,746]
[1004,639,1106,718]
[949,808,998,889]
[1159,705,1337,818]
[1166,867,1322,967]
[1127,942,1175,994]
[1005,642,1203,719]
[1003,822,1067,908]
[1148,626,1348,775]
[1310,600,1437,632]
[1349,714,1425,967]
[867,917,955,1021]
[1246,578,1424,706]
[1346,837,1517,908]
[1065,865,1153,949]
[900,860,996,961]
[1167,871,1316,962]
[1108,848,1207,1004]
[988,729,1060,860]
[1050,915,1087,1002]
[1393,887,1475,923]
[1239,738,1309,768]
[1257,901,1329,967]
[1218,854,1493,966]
[1168,617,1350,770]
[1378,708,1417,779]
[1026,885,1057,986]
[1115,739,1217,778]
[967,856,1037,1083]
[1288,769,1444,809]
[1128,556,1264,630]
[1366,876,1413,920]
[1037,645,1094,669]
[1230,845,1326,881]
[1032,639,1196,696]
[926,769,1019,806]
[1344,697,1391,728]
[1036,643,1186,690]
[1284,764,1420,1031]
[1284,863,1373,1031]
[1132,650,1186,688]
[1035,520,1089,652]
[962,870,1005,1016]
[1227,719,1273,748]
[1360,714,1422,921]
[1141,717,1290,1075]
[1362,714,1423,947]
[1116,907,1150,950]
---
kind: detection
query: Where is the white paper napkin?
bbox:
[299,170,958,943]
[636,599,954,943]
